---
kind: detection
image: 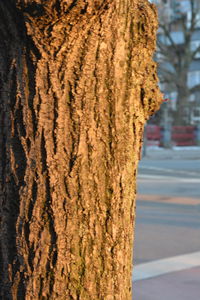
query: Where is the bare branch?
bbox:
[190,84,200,93]
[158,65,178,82]
[192,44,200,59]
[159,23,178,51]
[190,0,196,32]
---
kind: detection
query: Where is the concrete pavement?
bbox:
[133,265,200,300]
[133,199,200,299]
[133,251,200,281]
[133,219,200,299]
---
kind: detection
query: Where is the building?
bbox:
[151,0,200,125]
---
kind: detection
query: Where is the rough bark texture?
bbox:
[0,1,162,299]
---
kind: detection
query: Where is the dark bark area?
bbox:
[0,1,162,299]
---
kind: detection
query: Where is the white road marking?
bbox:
[133,251,200,282]
[139,166,199,177]
[137,174,200,183]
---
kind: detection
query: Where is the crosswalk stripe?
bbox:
[138,174,200,183]
[139,166,199,177]
[133,251,200,281]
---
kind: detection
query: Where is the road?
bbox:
[137,159,200,199]
[134,158,200,264]
[132,154,200,299]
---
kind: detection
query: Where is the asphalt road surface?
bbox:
[137,159,200,199]
[134,158,200,264]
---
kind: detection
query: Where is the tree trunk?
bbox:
[175,72,189,125]
[0,1,162,299]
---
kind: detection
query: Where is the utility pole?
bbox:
[142,125,147,157]
[162,102,172,148]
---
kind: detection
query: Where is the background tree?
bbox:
[156,0,200,125]
[0,1,161,299]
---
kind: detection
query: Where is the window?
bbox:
[191,40,200,58]
[193,108,200,117]
[187,71,200,88]
[191,107,200,124]
[189,94,196,102]
[187,11,200,28]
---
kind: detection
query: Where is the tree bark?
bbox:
[0,1,162,299]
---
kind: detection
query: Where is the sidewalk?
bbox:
[142,146,200,160]
[133,266,200,300]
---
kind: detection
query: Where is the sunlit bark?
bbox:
[0,1,161,299]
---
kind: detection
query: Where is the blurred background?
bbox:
[133,1,200,299]
[146,0,200,149]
